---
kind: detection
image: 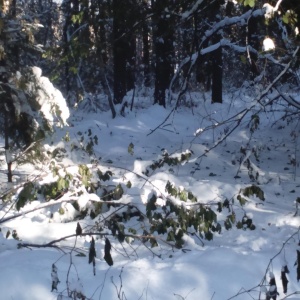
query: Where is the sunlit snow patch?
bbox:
[262,37,275,51]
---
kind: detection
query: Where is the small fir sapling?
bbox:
[76,222,82,236]
[281,265,289,294]
[104,238,113,266]
[88,237,96,275]
[51,263,60,292]
[266,272,279,300]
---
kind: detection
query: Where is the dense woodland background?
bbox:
[1,1,300,299]
[0,0,300,300]
[1,0,300,152]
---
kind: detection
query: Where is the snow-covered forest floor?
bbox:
[1,90,300,300]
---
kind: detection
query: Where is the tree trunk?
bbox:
[62,0,72,96]
[126,35,136,92]
[113,0,136,104]
[153,0,174,107]
[247,16,260,78]
[211,36,223,104]
[142,7,150,87]
[4,111,13,183]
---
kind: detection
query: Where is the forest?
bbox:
[1,0,300,299]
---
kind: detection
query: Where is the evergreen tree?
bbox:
[0,2,69,182]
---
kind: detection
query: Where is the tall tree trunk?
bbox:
[126,35,136,92]
[10,0,19,70]
[113,36,128,104]
[211,35,222,104]
[62,0,71,96]
[153,0,174,107]
[98,0,109,65]
[142,24,150,86]
[247,16,260,78]
[113,0,136,104]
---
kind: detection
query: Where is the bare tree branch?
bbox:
[17,232,179,250]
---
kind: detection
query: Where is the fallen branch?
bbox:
[0,191,139,224]
[17,232,180,250]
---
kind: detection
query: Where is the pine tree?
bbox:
[0,0,69,182]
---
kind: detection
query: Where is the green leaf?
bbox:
[146,194,157,219]
[150,238,158,248]
[236,221,243,229]
[78,164,91,187]
[126,181,132,188]
[188,191,197,202]
[113,184,124,200]
[57,176,69,190]
[97,170,113,181]
[63,131,70,142]
[165,181,178,197]
[167,230,175,242]
[179,190,188,202]
[240,55,247,64]
[244,0,255,7]
[205,208,217,223]
[16,182,36,210]
[58,207,65,215]
[104,238,114,266]
[224,218,232,230]
[205,230,213,241]
[128,228,137,234]
[237,194,247,206]
[69,66,78,75]
[241,185,265,200]
[128,142,134,155]
[250,114,260,133]
[282,10,298,26]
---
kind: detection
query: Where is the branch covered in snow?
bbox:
[0,192,132,224]
[181,0,206,20]
[17,232,179,250]
[193,46,300,160]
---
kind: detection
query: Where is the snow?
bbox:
[28,67,70,126]
[1,87,300,300]
[181,0,204,20]
[263,37,276,51]
[263,3,274,19]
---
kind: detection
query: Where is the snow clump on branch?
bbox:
[27,67,70,126]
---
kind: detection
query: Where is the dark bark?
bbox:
[141,0,151,87]
[113,0,136,104]
[62,0,72,95]
[211,35,223,103]
[142,22,150,87]
[247,15,260,78]
[4,111,13,183]
[153,0,174,107]
[98,1,109,65]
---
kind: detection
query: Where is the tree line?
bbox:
[0,0,300,181]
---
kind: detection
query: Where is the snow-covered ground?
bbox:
[1,92,300,300]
